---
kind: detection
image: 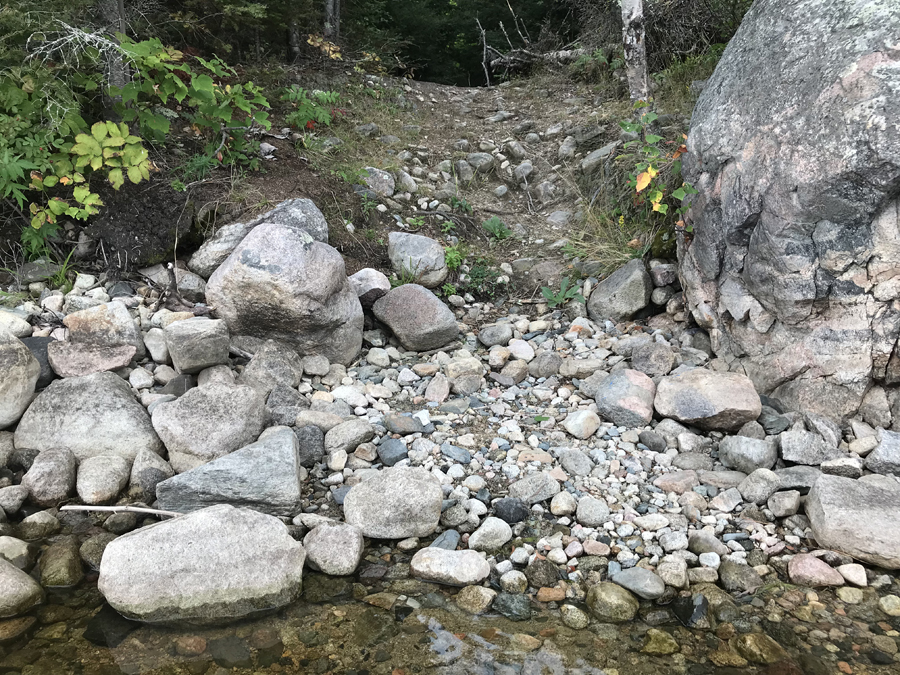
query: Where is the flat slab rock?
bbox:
[654,369,761,431]
[155,426,303,516]
[98,504,306,624]
[806,474,900,569]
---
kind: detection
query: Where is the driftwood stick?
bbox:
[60,505,182,518]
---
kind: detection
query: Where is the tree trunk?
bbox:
[98,0,129,113]
[324,0,340,40]
[288,21,302,60]
[621,0,650,107]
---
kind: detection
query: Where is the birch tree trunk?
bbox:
[324,0,340,40]
[621,0,650,107]
[98,0,129,113]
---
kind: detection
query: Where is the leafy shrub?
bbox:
[619,103,697,224]
[444,243,464,271]
[281,85,341,130]
[111,37,271,168]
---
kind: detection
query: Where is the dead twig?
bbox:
[60,504,181,518]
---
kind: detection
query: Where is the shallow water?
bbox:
[3,553,900,675]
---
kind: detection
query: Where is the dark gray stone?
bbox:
[377,439,408,467]
[156,427,303,516]
[295,425,325,468]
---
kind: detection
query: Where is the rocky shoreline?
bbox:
[1,198,900,674]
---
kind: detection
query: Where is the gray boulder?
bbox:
[164,318,230,374]
[138,264,207,303]
[362,167,395,197]
[718,435,778,474]
[372,285,459,351]
[779,429,842,466]
[156,427,302,516]
[0,330,39,429]
[806,474,900,569]
[206,222,363,365]
[865,429,900,475]
[46,342,136,378]
[130,448,175,501]
[343,466,443,539]
[587,259,652,322]
[76,455,131,505]
[348,268,391,309]
[151,383,265,473]
[61,301,146,359]
[15,372,163,461]
[237,340,304,398]
[611,567,665,600]
[654,369,761,430]
[22,448,76,507]
[679,0,900,420]
[303,522,364,575]
[631,342,675,377]
[388,232,448,289]
[188,221,256,279]
[98,504,306,624]
[737,468,781,504]
[0,558,43,618]
[595,369,656,427]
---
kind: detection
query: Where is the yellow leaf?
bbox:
[635,172,651,192]
[647,165,658,178]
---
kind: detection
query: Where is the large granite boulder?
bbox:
[14,372,163,461]
[206,222,363,365]
[806,474,900,569]
[155,426,303,516]
[189,199,330,279]
[98,505,306,624]
[0,330,39,429]
[679,0,900,419]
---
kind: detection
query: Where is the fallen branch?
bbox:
[489,48,588,75]
[60,504,182,518]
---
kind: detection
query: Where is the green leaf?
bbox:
[91,122,108,141]
[72,186,90,202]
[672,187,687,201]
[107,169,125,190]
[43,176,58,188]
[48,199,67,215]
[127,166,142,184]
[644,134,663,144]
[90,156,103,171]
[190,74,216,102]
[101,136,126,147]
